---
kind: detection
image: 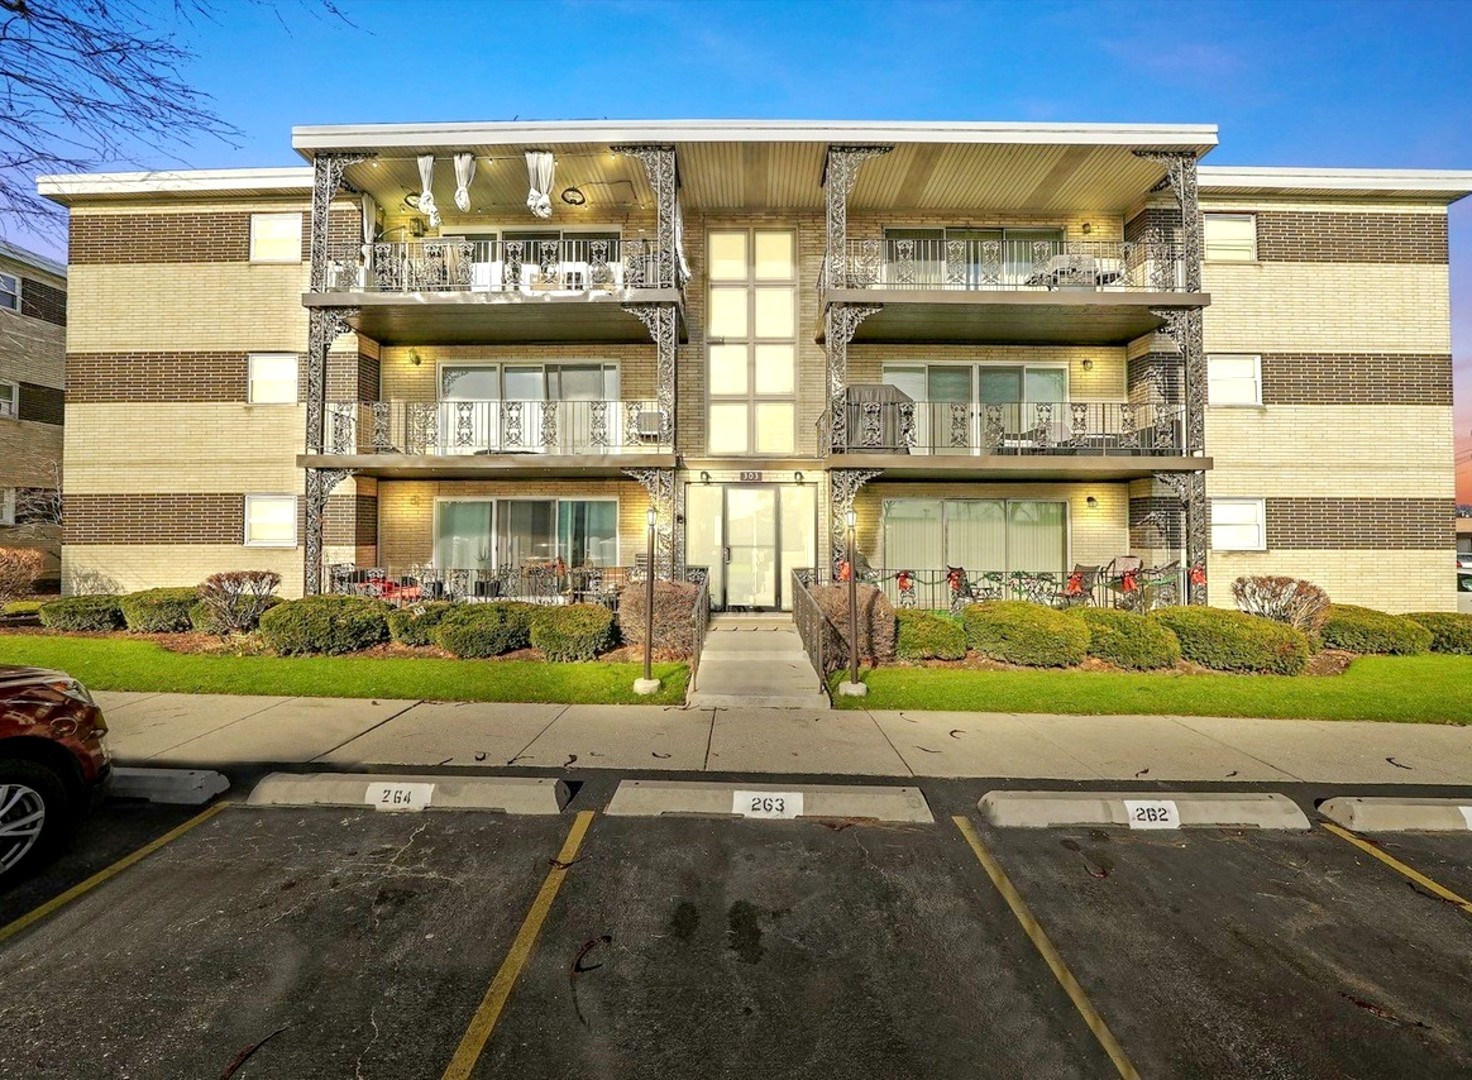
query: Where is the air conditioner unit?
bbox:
[635,409,664,440]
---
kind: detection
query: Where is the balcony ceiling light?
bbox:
[561,186,587,205]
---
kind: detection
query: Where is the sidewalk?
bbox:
[93,691,1472,786]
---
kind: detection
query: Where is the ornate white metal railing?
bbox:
[323,399,671,456]
[321,238,674,293]
[825,238,1187,292]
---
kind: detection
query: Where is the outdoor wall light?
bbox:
[1081,222,1093,235]
[1087,496,1099,509]
[700,471,711,484]
[794,471,804,484]
[561,187,586,205]
[408,349,423,367]
[1082,358,1094,371]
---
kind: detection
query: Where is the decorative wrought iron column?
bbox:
[1155,470,1208,606]
[613,144,677,288]
[1134,149,1201,292]
[824,145,891,288]
[309,152,369,293]
[304,467,354,597]
[829,469,881,574]
[824,303,883,452]
[621,302,678,445]
[623,467,676,578]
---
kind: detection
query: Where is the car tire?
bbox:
[0,760,71,882]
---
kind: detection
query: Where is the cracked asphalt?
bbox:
[1,777,1471,1078]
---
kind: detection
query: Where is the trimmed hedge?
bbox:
[387,602,455,647]
[189,595,282,635]
[1320,604,1432,656]
[2,600,43,616]
[432,601,537,659]
[120,587,199,633]
[617,579,699,655]
[258,595,391,656]
[962,601,1091,668]
[1150,607,1310,675]
[895,609,967,661]
[1073,607,1181,670]
[531,604,616,661]
[38,594,125,632]
[1405,611,1472,655]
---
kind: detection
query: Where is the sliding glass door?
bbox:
[434,499,618,571]
[882,498,1067,572]
[882,363,1069,454]
[437,363,620,454]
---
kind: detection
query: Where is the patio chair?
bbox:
[1055,564,1102,608]
[1102,555,1145,610]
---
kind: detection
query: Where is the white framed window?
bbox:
[249,212,303,263]
[1211,498,1266,551]
[247,353,299,404]
[244,494,297,547]
[0,380,16,419]
[1207,354,1262,406]
[0,488,14,526]
[0,273,17,312]
[1203,213,1257,262]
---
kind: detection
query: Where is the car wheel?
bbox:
[0,761,70,881]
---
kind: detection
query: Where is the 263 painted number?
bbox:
[750,796,786,814]
[732,790,804,819]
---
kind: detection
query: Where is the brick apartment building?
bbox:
[0,240,66,590]
[35,121,1469,612]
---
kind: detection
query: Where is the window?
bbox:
[0,273,17,312]
[244,495,297,547]
[1207,355,1262,406]
[882,498,1068,571]
[1203,214,1257,262]
[707,228,797,455]
[0,380,16,419]
[434,498,618,570]
[247,354,299,404]
[1211,498,1266,551]
[0,488,14,526]
[249,213,303,263]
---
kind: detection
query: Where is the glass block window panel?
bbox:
[708,403,749,454]
[247,354,299,404]
[754,344,795,395]
[708,344,748,396]
[244,495,297,546]
[249,212,303,263]
[1211,499,1266,551]
[708,231,748,281]
[753,287,795,338]
[754,230,796,281]
[1203,214,1257,262]
[754,402,795,454]
[1207,355,1262,406]
[708,287,749,337]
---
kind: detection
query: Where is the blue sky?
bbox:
[28,0,1472,492]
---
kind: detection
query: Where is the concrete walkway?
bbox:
[94,690,1472,786]
[686,614,829,709]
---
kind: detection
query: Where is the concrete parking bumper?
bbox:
[604,779,934,822]
[246,772,570,814]
[1320,796,1472,832]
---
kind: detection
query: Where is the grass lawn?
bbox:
[831,654,1472,723]
[0,634,688,706]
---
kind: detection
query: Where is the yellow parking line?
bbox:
[442,810,596,1080]
[1321,822,1472,916]
[0,801,230,947]
[953,816,1139,1080]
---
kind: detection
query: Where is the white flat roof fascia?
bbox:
[1200,165,1472,199]
[37,167,315,203]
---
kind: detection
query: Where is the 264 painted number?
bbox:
[365,781,435,812]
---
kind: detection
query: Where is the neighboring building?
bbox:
[37,122,1470,611]
[0,240,66,591]
[1458,511,1471,613]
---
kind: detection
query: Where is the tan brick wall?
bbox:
[61,544,306,597]
[1259,353,1452,405]
[1209,549,1452,613]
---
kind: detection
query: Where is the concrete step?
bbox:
[687,691,833,710]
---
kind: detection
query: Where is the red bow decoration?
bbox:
[1189,563,1207,586]
[1065,571,1084,596]
[1120,568,1139,593]
[838,560,852,582]
[946,567,964,593]
[897,571,914,593]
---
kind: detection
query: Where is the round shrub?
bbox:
[1405,611,1472,655]
[1149,606,1310,675]
[257,595,391,656]
[387,602,455,647]
[895,609,966,661]
[189,594,282,635]
[813,584,897,664]
[1320,604,1431,656]
[1073,607,1181,670]
[38,594,125,632]
[120,587,199,633]
[531,604,616,661]
[432,601,537,659]
[961,601,1090,667]
[618,579,700,655]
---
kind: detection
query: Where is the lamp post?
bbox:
[634,504,661,695]
[838,507,867,697]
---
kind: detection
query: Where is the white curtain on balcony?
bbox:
[526,151,554,219]
[453,153,476,212]
[416,155,441,227]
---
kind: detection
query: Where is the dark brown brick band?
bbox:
[66,352,314,403]
[20,278,65,326]
[65,493,245,544]
[1265,497,1454,550]
[70,211,301,265]
[1261,353,1452,406]
[1232,210,1446,264]
[1125,207,1180,243]
[18,382,64,425]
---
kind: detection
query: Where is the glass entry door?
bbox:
[725,487,778,609]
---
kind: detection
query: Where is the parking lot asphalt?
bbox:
[2,775,1471,1079]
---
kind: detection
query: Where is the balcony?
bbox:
[306,238,685,345]
[821,396,1208,479]
[299,399,676,478]
[820,238,1208,345]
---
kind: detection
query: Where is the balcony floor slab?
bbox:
[824,453,1211,481]
[298,452,677,479]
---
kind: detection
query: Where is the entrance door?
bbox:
[724,487,779,610]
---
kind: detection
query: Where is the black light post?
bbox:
[846,507,860,687]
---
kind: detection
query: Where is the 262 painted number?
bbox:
[1122,799,1181,830]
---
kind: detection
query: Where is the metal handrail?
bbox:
[327,564,633,606]
[689,574,711,691]
[790,567,845,691]
[825,237,1186,292]
[322,237,675,292]
[820,398,1184,456]
[323,399,671,455]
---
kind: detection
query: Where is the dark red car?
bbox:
[0,665,110,881]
